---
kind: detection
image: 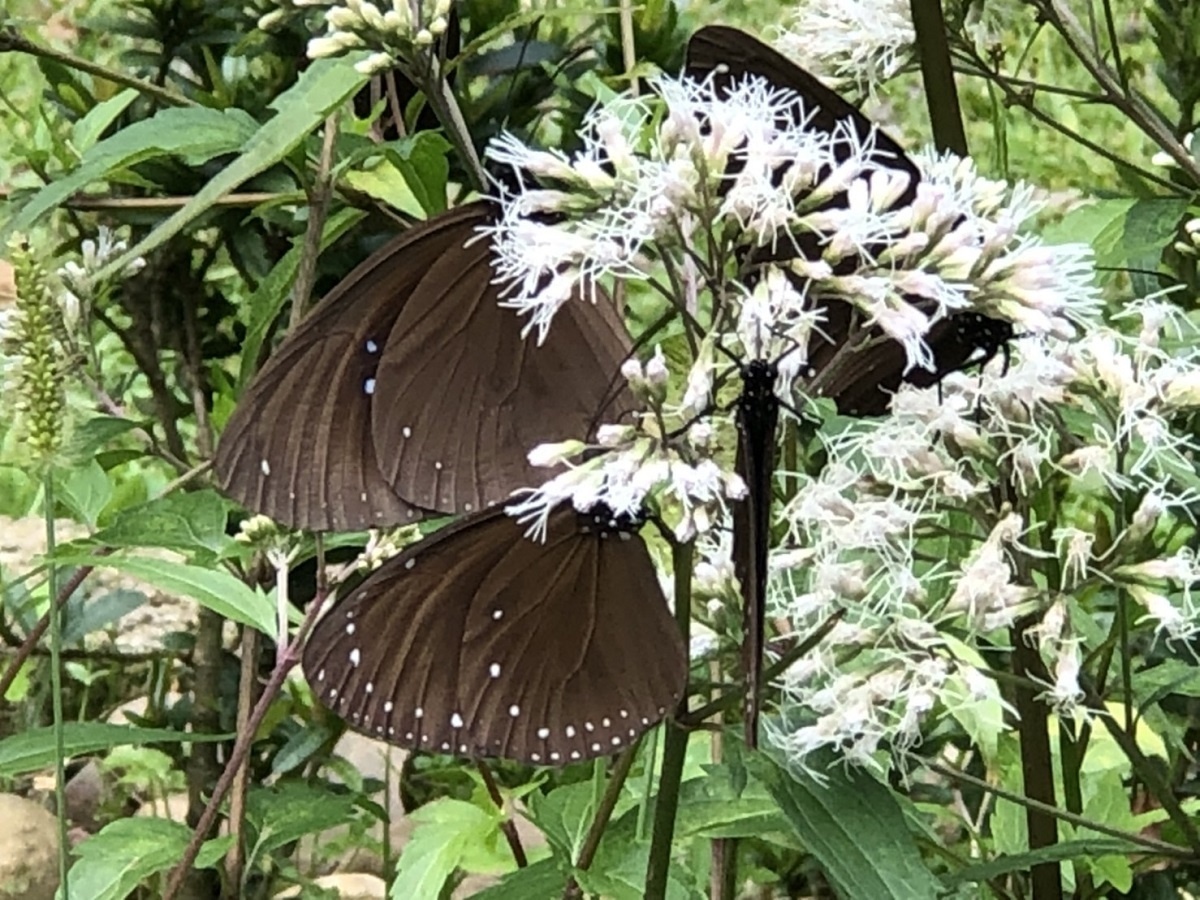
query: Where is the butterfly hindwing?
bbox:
[303,506,688,764]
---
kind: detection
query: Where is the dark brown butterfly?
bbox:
[303,503,688,764]
[214,200,634,532]
[687,25,1013,419]
[686,26,1014,747]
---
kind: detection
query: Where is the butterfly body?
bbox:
[733,359,780,748]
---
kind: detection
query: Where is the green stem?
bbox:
[0,26,195,108]
[416,48,486,193]
[644,540,693,899]
[44,469,69,893]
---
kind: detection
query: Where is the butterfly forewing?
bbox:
[371,238,637,515]
[213,209,474,530]
[685,25,920,205]
[687,26,1015,416]
[216,200,637,529]
[303,506,687,765]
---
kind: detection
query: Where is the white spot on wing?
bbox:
[489,663,501,678]
[349,648,360,667]
[451,712,464,728]
[537,727,550,739]
[508,704,520,717]
[364,377,376,395]
[366,339,379,353]
[405,558,416,570]
[415,707,424,719]
[345,623,355,635]
[383,701,394,713]
[565,725,576,738]
[260,459,271,476]
[402,426,412,438]
[492,609,503,620]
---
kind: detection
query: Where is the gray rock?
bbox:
[0,793,60,900]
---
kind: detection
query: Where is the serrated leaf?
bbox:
[98,54,371,280]
[0,723,229,776]
[56,459,113,528]
[391,799,506,898]
[748,747,941,900]
[246,782,362,859]
[472,858,569,900]
[53,552,273,634]
[525,781,597,861]
[67,817,223,900]
[92,489,231,554]
[3,106,256,241]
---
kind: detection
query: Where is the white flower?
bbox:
[776,0,915,90]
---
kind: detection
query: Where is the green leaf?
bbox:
[61,588,147,644]
[0,723,229,777]
[234,206,365,390]
[391,799,501,899]
[0,465,37,517]
[472,858,569,900]
[66,817,223,900]
[2,106,257,241]
[525,781,598,861]
[246,783,362,859]
[56,459,114,528]
[944,839,1139,887]
[271,723,335,776]
[98,54,371,281]
[381,131,452,214]
[92,489,231,554]
[71,88,139,154]
[53,553,274,634]
[747,747,941,900]
[62,416,142,462]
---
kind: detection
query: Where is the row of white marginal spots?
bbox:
[313,601,666,763]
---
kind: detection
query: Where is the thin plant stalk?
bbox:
[644,539,693,899]
[161,590,332,900]
[562,742,641,898]
[44,470,70,894]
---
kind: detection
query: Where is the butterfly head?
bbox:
[577,503,645,539]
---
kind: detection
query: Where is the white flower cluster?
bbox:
[269,0,453,74]
[774,0,915,90]
[765,297,1200,765]
[493,68,1096,550]
[508,348,748,544]
[56,227,145,329]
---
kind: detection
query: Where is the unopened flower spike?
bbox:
[6,238,69,462]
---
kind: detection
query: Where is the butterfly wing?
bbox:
[687,26,1014,415]
[216,201,635,528]
[370,218,636,515]
[685,25,920,203]
[213,208,490,531]
[303,507,687,765]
